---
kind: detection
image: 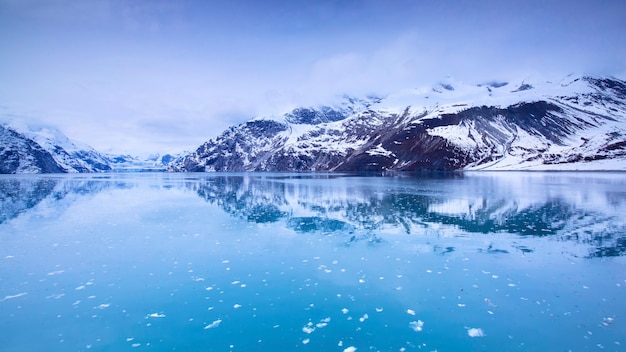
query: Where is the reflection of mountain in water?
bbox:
[193,174,626,258]
[0,178,59,223]
[0,176,131,224]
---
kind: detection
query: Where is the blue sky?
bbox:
[1,0,625,155]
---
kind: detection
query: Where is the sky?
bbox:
[1,0,625,156]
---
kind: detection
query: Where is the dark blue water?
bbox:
[1,172,625,351]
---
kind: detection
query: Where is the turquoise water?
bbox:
[1,172,625,351]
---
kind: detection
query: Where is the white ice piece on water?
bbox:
[468,328,485,337]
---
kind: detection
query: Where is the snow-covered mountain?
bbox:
[169,75,626,172]
[0,123,111,173]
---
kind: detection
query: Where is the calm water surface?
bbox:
[1,172,625,351]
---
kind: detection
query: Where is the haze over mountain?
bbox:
[1,0,625,155]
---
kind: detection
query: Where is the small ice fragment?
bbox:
[1,292,27,301]
[75,285,86,290]
[132,343,141,347]
[338,340,343,346]
[458,304,466,307]
[231,281,240,285]
[204,319,222,329]
[407,309,416,316]
[205,287,213,291]
[147,313,166,318]
[375,308,383,312]
[358,279,365,283]
[468,328,485,337]
[316,322,327,328]
[194,277,205,282]
[602,317,614,326]
[359,314,368,322]
[426,269,432,273]
[344,347,357,352]
[302,338,310,344]
[508,283,516,287]
[409,320,424,332]
[222,260,230,264]
[126,338,134,342]
[96,304,110,309]
[341,308,349,314]
[302,326,315,334]
[320,317,331,323]
[492,275,498,279]
[233,304,242,309]
[72,300,81,306]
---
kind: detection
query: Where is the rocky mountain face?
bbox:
[0,124,111,173]
[170,76,626,172]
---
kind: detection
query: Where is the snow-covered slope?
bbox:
[170,75,626,172]
[0,123,111,173]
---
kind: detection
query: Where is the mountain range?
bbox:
[2,75,626,173]
[170,75,626,172]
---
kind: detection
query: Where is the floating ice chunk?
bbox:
[233,304,242,309]
[359,314,368,322]
[409,320,424,332]
[204,319,222,329]
[47,270,65,276]
[320,317,331,323]
[205,286,214,291]
[376,308,383,312]
[75,285,86,290]
[1,292,27,301]
[468,328,485,337]
[407,309,416,316]
[341,308,349,314]
[316,322,327,328]
[302,326,315,334]
[358,279,365,283]
[132,343,141,347]
[222,260,230,264]
[147,313,166,318]
[302,338,310,344]
[458,304,466,307]
[95,303,110,309]
[231,281,240,285]
[344,346,357,352]
[126,338,134,342]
